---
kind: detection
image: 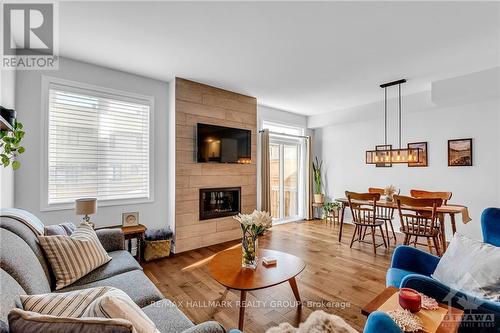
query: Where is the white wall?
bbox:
[14,57,171,229]
[257,104,307,130]
[310,69,500,241]
[0,69,16,208]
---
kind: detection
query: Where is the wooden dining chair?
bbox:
[368,187,397,245]
[410,189,452,235]
[410,189,452,204]
[393,195,443,256]
[346,191,387,255]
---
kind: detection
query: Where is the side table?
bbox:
[362,287,464,333]
[122,224,146,263]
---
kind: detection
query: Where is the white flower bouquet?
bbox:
[233,210,272,268]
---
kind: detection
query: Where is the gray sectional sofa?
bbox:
[0,209,225,333]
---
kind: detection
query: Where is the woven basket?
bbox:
[144,239,171,262]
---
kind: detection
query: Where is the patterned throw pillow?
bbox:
[83,288,160,333]
[20,287,113,318]
[8,308,133,333]
[19,287,159,333]
[38,223,112,289]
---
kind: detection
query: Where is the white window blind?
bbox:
[47,82,151,205]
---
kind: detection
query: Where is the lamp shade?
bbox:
[75,198,97,215]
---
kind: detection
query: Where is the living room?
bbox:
[1,1,499,333]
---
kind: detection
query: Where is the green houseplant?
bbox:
[322,201,342,220]
[312,156,324,203]
[0,120,25,170]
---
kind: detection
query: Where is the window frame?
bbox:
[40,76,155,211]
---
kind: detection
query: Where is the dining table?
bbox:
[335,197,471,251]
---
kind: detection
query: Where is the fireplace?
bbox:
[199,187,241,220]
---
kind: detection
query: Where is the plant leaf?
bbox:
[12,161,20,170]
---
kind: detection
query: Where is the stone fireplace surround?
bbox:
[174,78,257,253]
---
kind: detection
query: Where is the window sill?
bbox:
[40,197,154,212]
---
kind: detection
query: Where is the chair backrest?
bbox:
[393,195,443,236]
[481,207,500,247]
[368,187,385,195]
[410,189,452,205]
[346,191,380,225]
[368,187,399,218]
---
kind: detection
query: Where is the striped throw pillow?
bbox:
[20,287,113,318]
[83,288,160,333]
[38,223,112,289]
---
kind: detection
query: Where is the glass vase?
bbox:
[241,234,258,269]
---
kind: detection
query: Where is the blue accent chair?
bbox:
[482,207,500,246]
[363,311,402,333]
[388,246,500,331]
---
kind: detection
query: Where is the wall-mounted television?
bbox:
[197,123,251,163]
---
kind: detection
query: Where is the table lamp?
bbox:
[75,198,97,228]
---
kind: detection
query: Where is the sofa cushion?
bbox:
[432,233,500,301]
[8,308,133,333]
[0,269,26,325]
[1,216,53,286]
[0,228,51,295]
[83,288,160,333]
[0,208,45,235]
[21,287,113,318]
[58,270,164,308]
[386,268,414,288]
[38,222,112,290]
[44,222,76,236]
[141,299,193,333]
[68,251,142,287]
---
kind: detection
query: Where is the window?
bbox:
[261,121,306,223]
[42,77,153,209]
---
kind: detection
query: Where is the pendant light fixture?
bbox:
[365,79,423,164]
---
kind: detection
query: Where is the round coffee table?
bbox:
[208,246,306,330]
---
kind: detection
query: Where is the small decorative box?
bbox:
[262,257,277,266]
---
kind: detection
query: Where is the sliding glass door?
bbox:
[269,140,301,222]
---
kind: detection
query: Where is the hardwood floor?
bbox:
[143,220,404,332]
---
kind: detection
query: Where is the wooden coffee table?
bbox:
[208,246,306,330]
[362,287,464,333]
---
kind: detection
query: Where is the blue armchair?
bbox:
[482,207,500,247]
[387,244,500,332]
[363,311,402,333]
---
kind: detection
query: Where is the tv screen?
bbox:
[197,123,251,163]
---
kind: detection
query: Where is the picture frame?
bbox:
[448,138,473,166]
[375,144,392,167]
[407,142,428,167]
[122,212,139,227]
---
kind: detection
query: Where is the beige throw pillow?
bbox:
[38,222,112,289]
[8,308,134,333]
[21,287,114,318]
[83,288,160,333]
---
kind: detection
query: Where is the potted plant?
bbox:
[312,156,324,204]
[0,119,25,170]
[322,201,342,220]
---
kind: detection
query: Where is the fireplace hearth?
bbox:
[199,187,241,220]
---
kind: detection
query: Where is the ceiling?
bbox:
[55,1,499,116]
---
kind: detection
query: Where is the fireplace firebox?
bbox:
[199,187,241,220]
